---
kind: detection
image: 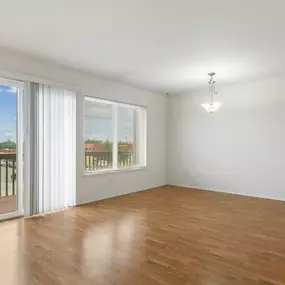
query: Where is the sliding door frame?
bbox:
[0,78,24,221]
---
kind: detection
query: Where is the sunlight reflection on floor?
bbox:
[83,212,144,278]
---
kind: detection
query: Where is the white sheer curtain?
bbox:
[29,83,76,215]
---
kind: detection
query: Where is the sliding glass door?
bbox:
[0,79,23,219]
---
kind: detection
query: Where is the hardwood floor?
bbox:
[1,186,285,285]
[0,195,17,214]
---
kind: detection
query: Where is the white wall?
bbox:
[167,76,285,201]
[0,49,167,205]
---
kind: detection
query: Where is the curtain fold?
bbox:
[29,83,76,215]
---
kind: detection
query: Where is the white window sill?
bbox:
[84,165,147,176]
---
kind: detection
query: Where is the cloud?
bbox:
[9,86,17,93]
[0,130,16,142]
[85,100,113,118]
[4,132,16,142]
[5,132,16,138]
[0,86,17,93]
[85,106,112,118]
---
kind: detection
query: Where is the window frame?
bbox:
[83,96,147,175]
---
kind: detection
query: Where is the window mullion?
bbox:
[112,104,118,169]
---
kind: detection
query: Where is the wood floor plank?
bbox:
[1,186,285,285]
[0,195,17,214]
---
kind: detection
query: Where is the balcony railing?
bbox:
[0,153,16,198]
[1,151,133,196]
[85,151,133,171]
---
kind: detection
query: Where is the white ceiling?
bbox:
[0,0,285,94]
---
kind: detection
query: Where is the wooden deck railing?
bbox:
[0,153,16,197]
[85,151,133,171]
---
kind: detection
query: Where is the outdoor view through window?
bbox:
[85,98,114,171]
[84,97,146,172]
[0,84,17,214]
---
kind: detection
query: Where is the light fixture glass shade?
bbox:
[201,102,222,113]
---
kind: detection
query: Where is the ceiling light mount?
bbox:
[202,72,222,113]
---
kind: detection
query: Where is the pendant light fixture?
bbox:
[201,72,222,113]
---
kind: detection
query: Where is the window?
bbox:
[84,97,147,173]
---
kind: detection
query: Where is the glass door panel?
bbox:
[0,80,23,217]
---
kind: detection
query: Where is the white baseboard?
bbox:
[168,184,285,202]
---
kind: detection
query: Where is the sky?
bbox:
[0,88,134,143]
[0,85,17,142]
[85,100,134,142]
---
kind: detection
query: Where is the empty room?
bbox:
[1,0,285,284]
